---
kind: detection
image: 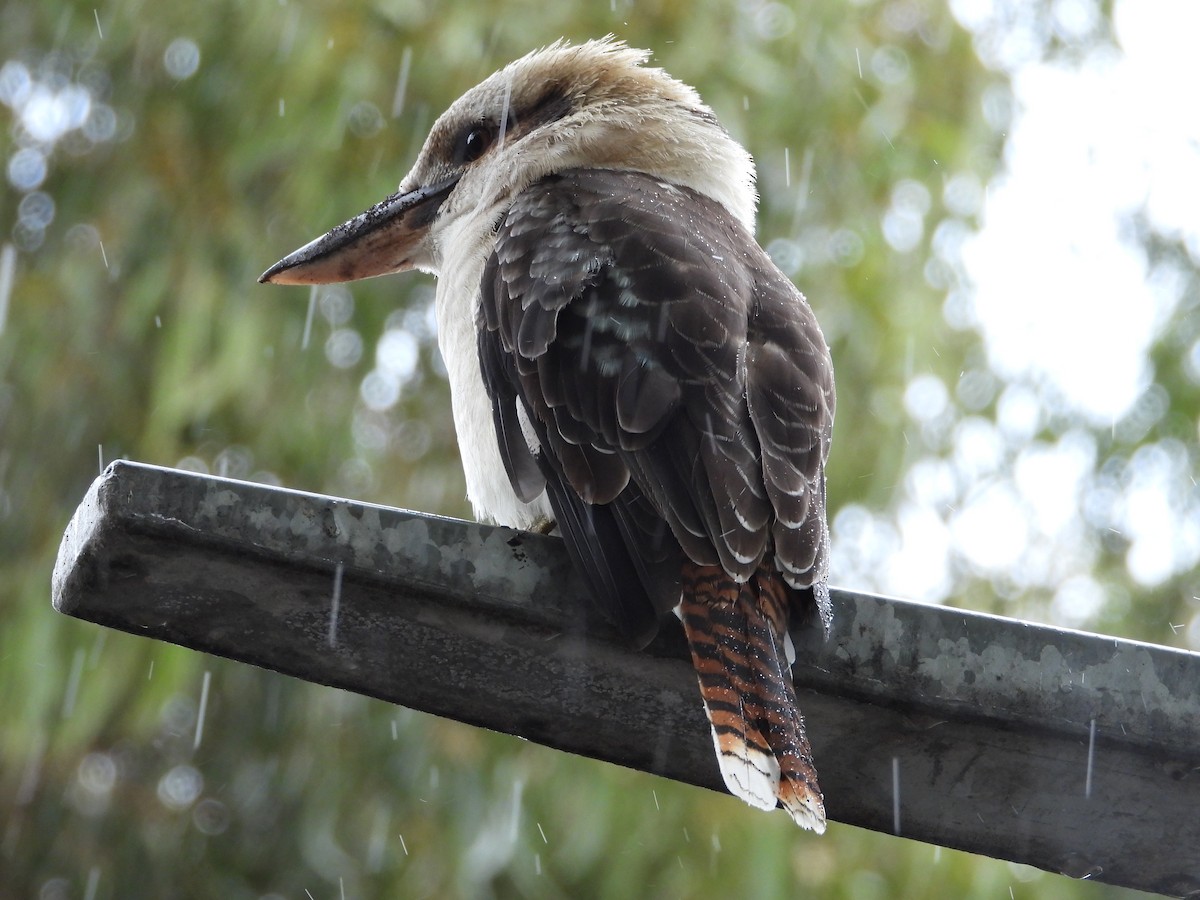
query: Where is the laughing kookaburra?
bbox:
[261,38,836,833]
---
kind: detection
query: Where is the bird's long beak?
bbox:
[259,175,459,285]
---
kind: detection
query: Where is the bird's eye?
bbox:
[459,123,495,164]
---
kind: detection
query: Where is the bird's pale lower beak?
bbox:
[259,175,459,285]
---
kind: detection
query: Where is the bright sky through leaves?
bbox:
[964,0,1199,424]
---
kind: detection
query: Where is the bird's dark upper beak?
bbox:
[258,175,459,285]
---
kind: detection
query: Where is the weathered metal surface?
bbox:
[53,461,1200,897]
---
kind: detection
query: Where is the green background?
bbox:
[2,0,1193,897]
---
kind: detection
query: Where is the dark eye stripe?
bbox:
[452,87,575,169]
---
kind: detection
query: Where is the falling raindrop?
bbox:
[328,562,344,647]
[392,47,412,118]
[510,778,525,844]
[1085,718,1096,798]
[82,868,100,900]
[0,243,11,335]
[61,648,84,718]
[892,756,901,835]
[302,285,318,350]
[193,670,211,750]
[498,74,512,148]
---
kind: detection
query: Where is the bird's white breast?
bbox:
[434,236,553,531]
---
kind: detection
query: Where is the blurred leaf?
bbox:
[0,1,1173,897]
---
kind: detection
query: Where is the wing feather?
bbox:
[476,168,833,636]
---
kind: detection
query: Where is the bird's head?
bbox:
[260,37,757,286]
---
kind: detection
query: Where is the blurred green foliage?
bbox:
[0,0,1176,897]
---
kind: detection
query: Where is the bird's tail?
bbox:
[678,560,826,833]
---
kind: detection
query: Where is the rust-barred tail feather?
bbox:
[679,560,826,833]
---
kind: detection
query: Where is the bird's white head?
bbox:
[260,38,758,286]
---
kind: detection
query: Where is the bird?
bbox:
[260,37,836,833]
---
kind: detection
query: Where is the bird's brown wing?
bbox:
[478,167,833,620]
[478,168,835,828]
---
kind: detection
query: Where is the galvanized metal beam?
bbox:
[52,461,1200,897]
